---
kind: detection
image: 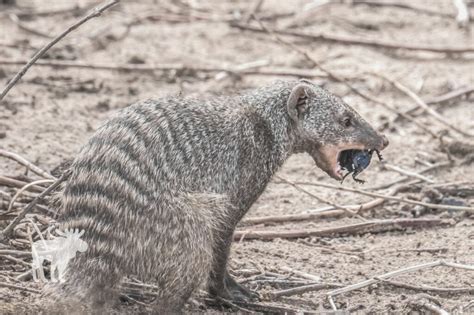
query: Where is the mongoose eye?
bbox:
[343,117,352,127]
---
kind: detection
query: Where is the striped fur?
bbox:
[44,80,386,313]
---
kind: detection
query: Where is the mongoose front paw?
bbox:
[224,275,259,301]
[212,287,258,304]
[209,276,259,303]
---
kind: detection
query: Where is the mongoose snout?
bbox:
[47,79,387,313]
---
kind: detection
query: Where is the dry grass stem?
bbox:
[0,0,119,101]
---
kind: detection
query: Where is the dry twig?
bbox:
[270,282,343,298]
[0,250,31,257]
[7,179,54,212]
[410,299,449,315]
[327,260,474,310]
[0,0,119,102]
[382,163,435,183]
[349,0,452,18]
[0,170,71,241]
[0,59,330,79]
[1,254,30,267]
[231,23,474,54]
[231,301,317,314]
[8,13,53,38]
[0,149,56,180]
[367,161,451,190]
[0,281,41,294]
[280,266,321,282]
[244,0,265,23]
[379,278,474,294]
[234,218,450,241]
[374,74,474,137]
[275,175,366,220]
[241,185,400,225]
[12,3,98,18]
[425,85,474,105]
[287,181,474,212]
[0,176,45,193]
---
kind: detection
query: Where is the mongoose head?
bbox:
[288,80,389,180]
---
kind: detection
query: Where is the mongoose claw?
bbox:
[224,273,259,301]
[228,285,259,302]
[210,275,259,304]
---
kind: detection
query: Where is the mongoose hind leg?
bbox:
[146,192,219,313]
[43,257,121,314]
[44,281,119,315]
[209,229,258,302]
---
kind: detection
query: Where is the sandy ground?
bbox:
[0,0,473,314]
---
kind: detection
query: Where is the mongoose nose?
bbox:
[381,135,389,149]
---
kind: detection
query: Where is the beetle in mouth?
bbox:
[337,149,384,184]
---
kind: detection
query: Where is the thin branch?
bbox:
[7,179,54,212]
[366,161,451,190]
[409,299,450,315]
[0,176,45,193]
[8,13,53,38]
[244,0,265,23]
[349,0,453,18]
[0,0,119,102]
[275,175,366,220]
[270,282,343,298]
[379,278,474,294]
[400,85,474,120]
[327,260,474,311]
[230,22,474,54]
[241,186,400,225]
[425,85,474,104]
[0,41,37,50]
[0,59,330,79]
[214,59,269,80]
[374,74,474,137]
[12,2,98,18]
[1,255,31,267]
[233,218,450,241]
[0,281,41,294]
[0,170,71,241]
[382,163,435,183]
[280,266,321,282]
[287,181,474,212]
[231,300,317,314]
[0,250,32,257]
[0,149,56,180]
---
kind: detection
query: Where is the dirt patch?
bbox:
[0,0,473,314]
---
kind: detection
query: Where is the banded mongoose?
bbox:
[46,79,388,313]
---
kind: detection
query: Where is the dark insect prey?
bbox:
[338,149,383,183]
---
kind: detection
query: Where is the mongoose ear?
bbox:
[287,84,310,122]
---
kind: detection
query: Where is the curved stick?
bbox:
[0,0,119,102]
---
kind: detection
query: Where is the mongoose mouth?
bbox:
[315,145,365,180]
[317,145,383,180]
[333,147,365,179]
